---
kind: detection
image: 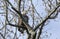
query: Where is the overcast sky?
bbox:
[0,0,60,39]
[32,0,60,39]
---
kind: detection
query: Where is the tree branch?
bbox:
[5,0,36,37]
[37,23,44,39]
[0,33,5,39]
[34,4,60,31]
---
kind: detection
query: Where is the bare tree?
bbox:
[0,0,60,39]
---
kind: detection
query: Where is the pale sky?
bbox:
[0,0,60,39]
[32,0,60,39]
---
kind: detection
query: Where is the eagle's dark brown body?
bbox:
[18,14,29,33]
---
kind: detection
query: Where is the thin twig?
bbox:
[34,4,60,31]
